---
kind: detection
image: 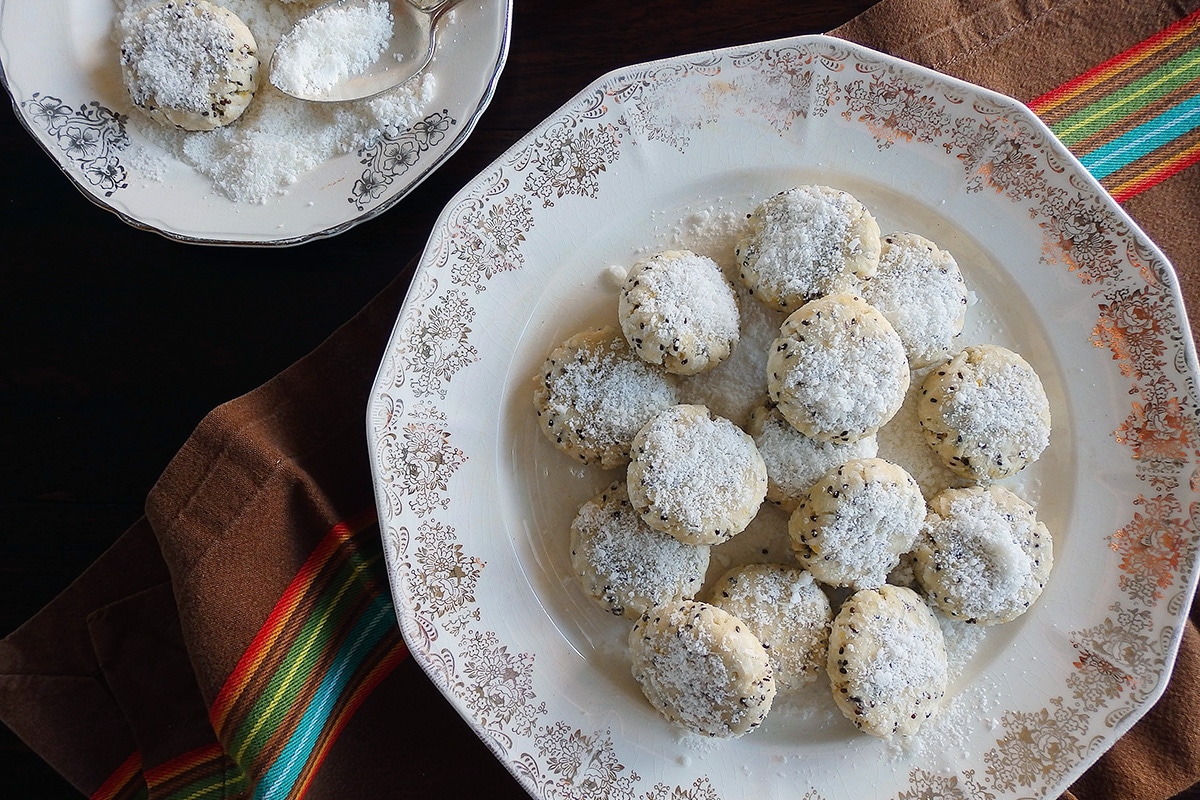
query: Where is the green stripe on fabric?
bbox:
[1052,46,1200,144]
[228,550,380,768]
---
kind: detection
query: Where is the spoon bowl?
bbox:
[270,0,462,103]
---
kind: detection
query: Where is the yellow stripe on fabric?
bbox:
[1052,47,1200,144]
[230,553,376,767]
[1032,11,1200,116]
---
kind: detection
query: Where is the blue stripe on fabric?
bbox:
[251,594,394,800]
[1080,91,1200,178]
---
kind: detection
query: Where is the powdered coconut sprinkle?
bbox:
[627,405,767,545]
[915,485,1053,624]
[270,1,394,97]
[534,328,679,469]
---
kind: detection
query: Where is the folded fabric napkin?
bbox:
[3,1,1199,799]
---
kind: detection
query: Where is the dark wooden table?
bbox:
[5,2,1198,799]
[0,1,878,796]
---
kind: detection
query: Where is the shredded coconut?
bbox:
[121,1,246,114]
[941,361,1050,459]
[535,328,679,468]
[270,1,394,97]
[571,482,710,619]
[861,232,969,368]
[630,405,765,541]
[114,0,436,203]
[768,294,909,442]
[918,486,1048,622]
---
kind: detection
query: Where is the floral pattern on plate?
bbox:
[369,35,1200,800]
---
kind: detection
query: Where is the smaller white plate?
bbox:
[0,0,512,245]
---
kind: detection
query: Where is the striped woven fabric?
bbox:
[208,509,407,800]
[90,511,407,800]
[143,744,247,800]
[90,752,148,800]
[1029,8,1200,202]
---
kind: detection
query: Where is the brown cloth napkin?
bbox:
[3,1,1199,799]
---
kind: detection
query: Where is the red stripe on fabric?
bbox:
[1029,8,1200,114]
[288,639,409,800]
[90,751,144,800]
[1110,144,1200,201]
[142,742,225,788]
[209,508,379,733]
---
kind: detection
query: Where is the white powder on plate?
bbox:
[115,0,436,203]
[270,1,394,97]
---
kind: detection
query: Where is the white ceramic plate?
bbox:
[0,0,511,245]
[368,35,1200,800]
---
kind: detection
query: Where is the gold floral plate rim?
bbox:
[367,33,1200,800]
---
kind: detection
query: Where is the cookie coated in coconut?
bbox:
[533,327,679,469]
[746,404,878,511]
[629,600,776,738]
[913,485,1053,625]
[619,250,741,376]
[735,185,881,313]
[861,232,969,368]
[918,344,1051,481]
[570,481,711,620]
[627,404,767,545]
[827,585,948,738]
[789,457,926,590]
[767,293,910,444]
[119,0,260,131]
[707,563,832,691]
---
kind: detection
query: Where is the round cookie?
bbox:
[619,250,740,376]
[119,0,260,131]
[629,600,776,738]
[533,327,679,469]
[913,485,1053,625]
[627,404,767,545]
[827,584,948,738]
[918,344,1051,480]
[767,293,910,443]
[789,457,926,590]
[861,232,969,368]
[747,404,878,511]
[570,481,711,620]
[735,185,881,313]
[707,564,832,691]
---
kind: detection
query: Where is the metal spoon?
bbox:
[269,0,465,103]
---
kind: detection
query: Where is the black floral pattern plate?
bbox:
[0,0,512,246]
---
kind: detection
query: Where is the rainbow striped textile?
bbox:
[1029,9,1200,202]
[208,511,406,800]
[90,511,406,800]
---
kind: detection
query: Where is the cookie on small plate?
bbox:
[119,0,260,131]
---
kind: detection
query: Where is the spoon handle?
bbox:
[408,0,470,19]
